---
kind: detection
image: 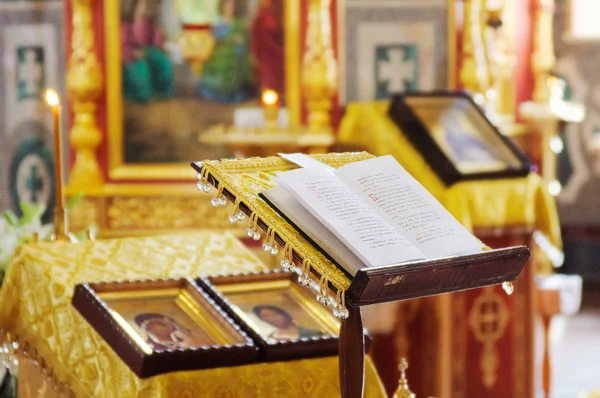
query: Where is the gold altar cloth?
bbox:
[0,233,385,397]
[339,101,561,271]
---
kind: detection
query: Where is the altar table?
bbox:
[0,233,386,397]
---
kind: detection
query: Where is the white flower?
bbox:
[15,218,53,242]
[0,218,19,271]
[0,198,87,281]
[0,203,54,274]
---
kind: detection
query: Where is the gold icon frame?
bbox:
[104,0,302,181]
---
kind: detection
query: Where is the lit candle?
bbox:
[262,89,278,107]
[45,89,63,209]
[262,89,279,129]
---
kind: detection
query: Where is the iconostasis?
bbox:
[63,0,343,237]
[2,0,558,239]
[0,0,575,397]
[63,0,444,234]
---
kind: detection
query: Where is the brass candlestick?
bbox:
[45,89,70,241]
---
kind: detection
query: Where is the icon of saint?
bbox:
[429,110,502,164]
[134,313,200,351]
[252,304,322,342]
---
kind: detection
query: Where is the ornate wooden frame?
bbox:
[71,278,258,378]
[388,91,532,186]
[198,270,341,362]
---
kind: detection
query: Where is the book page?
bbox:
[279,153,335,171]
[261,186,366,275]
[335,156,484,259]
[275,167,425,268]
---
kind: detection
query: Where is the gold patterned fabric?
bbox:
[0,233,385,397]
[339,101,561,272]
[197,153,374,295]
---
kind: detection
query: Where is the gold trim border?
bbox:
[107,1,302,181]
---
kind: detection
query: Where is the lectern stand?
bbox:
[191,153,530,398]
[336,246,529,397]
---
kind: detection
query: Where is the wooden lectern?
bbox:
[191,153,530,397]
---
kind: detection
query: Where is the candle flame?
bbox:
[262,90,278,106]
[45,89,60,107]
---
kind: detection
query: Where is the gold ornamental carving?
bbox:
[107,197,233,230]
[67,197,99,233]
[468,287,510,389]
[67,0,103,188]
[461,0,490,101]
[532,0,556,103]
[484,2,518,120]
[302,0,337,134]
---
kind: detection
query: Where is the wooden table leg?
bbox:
[339,306,365,398]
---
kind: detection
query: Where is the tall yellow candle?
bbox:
[45,89,63,210]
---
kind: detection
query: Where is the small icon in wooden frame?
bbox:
[197,270,341,362]
[388,91,531,185]
[72,278,257,378]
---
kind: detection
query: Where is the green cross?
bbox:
[24,165,44,203]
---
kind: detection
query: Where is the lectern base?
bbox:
[340,307,365,398]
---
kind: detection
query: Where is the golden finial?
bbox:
[393,358,415,398]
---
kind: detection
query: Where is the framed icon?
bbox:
[198,270,340,362]
[104,0,301,179]
[388,91,531,185]
[339,0,455,103]
[72,278,257,377]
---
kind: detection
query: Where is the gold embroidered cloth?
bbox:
[339,101,561,272]
[0,233,385,397]
[197,153,374,295]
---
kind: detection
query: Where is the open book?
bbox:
[259,154,485,276]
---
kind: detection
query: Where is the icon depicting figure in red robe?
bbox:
[250,0,285,99]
